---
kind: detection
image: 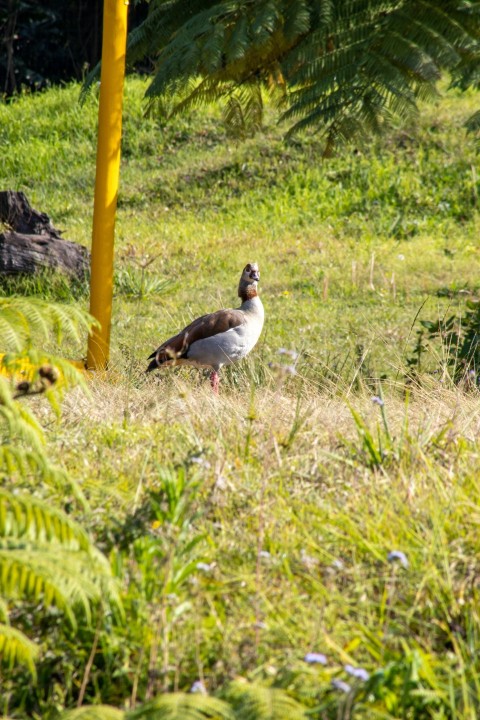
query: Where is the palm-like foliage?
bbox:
[0,488,121,675]
[128,693,234,720]
[0,488,121,615]
[60,683,306,720]
[119,0,480,150]
[0,295,92,352]
[222,681,307,720]
[0,623,39,677]
[0,296,94,488]
[0,295,121,677]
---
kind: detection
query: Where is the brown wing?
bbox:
[148,308,245,366]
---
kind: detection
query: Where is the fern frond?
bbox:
[0,490,90,548]
[127,692,234,720]
[0,545,120,627]
[465,108,480,133]
[0,623,39,678]
[0,378,45,449]
[0,490,122,678]
[128,0,215,65]
[0,490,122,621]
[0,296,95,351]
[157,76,230,118]
[224,680,307,720]
[62,706,125,720]
[0,379,88,507]
[1,349,86,394]
[0,442,83,495]
[131,0,480,149]
[222,83,264,136]
[0,596,9,621]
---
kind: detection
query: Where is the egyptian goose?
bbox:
[146,263,264,392]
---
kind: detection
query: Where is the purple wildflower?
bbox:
[304,652,328,665]
[345,664,370,681]
[331,679,352,693]
[387,550,409,568]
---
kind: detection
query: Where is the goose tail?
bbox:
[146,357,158,373]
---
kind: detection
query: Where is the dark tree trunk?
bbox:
[0,191,89,278]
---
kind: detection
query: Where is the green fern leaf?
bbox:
[465,108,480,133]
[0,623,39,677]
[0,491,123,624]
[127,692,234,720]
[130,0,480,149]
[0,490,90,548]
[0,296,94,351]
[224,680,307,720]
[62,706,125,720]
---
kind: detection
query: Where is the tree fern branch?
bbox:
[0,623,39,678]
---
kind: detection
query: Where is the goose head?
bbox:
[238,262,260,299]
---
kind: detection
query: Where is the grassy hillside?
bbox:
[2,79,480,379]
[2,79,480,718]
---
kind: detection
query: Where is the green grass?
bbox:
[2,78,480,718]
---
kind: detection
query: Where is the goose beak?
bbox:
[250,269,260,282]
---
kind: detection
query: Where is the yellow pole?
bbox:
[87,0,129,370]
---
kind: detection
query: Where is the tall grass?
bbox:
[2,78,480,717]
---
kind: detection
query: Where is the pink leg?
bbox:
[210,370,219,394]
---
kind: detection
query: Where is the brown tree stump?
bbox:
[0,191,90,279]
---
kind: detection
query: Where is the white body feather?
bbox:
[186,297,264,370]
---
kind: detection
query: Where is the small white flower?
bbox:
[214,475,228,490]
[278,348,299,360]
[190,680,207,694]
[300,550,318,570]
[191,456,211,468]
[331,679,351,693]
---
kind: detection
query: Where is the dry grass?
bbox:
[48,370,480,718]
[4,78,480,717]
[62,368,480,438]
[57,369,480,509]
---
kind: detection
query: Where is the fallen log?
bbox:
[0,191,89,278]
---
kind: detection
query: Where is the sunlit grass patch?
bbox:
[3,78,480,717]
